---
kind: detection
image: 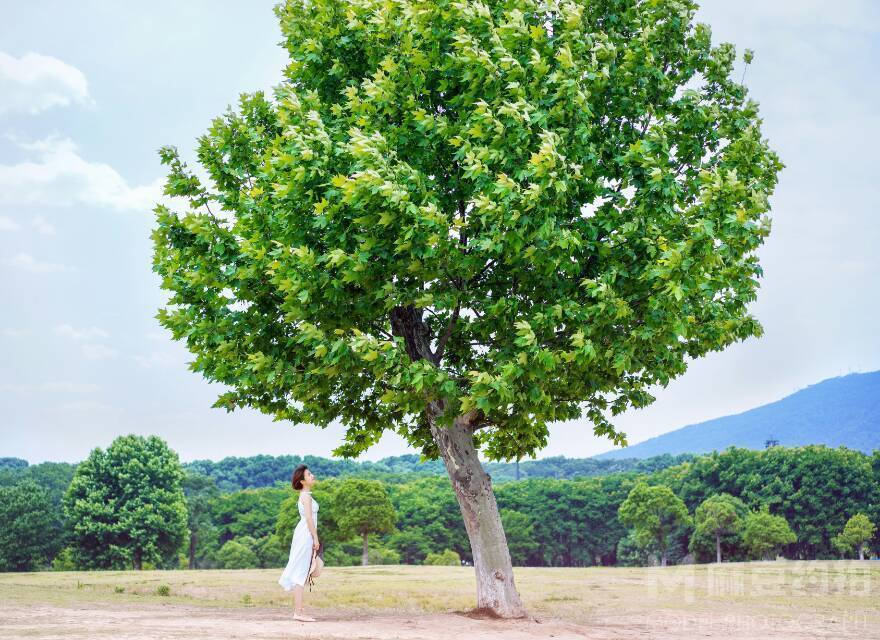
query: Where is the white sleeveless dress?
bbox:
[278,492,319,590]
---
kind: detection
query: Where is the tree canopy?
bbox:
[832,514,876,560]
[691,493,743,562]
[151,0,783,463]
[618,481,689,565]
[63,435,188,570]
[0,482,59,571]
[741,506,796,560]
[334,478,398,564]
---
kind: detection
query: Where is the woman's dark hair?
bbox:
[291,464,309,491]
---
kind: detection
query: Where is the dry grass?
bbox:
[0,561,878,638]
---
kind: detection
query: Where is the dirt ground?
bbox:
[1,562,877,639]
[0,603,597,640]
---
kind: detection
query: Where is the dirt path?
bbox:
[1,601,873,640]
[0,602,595,640]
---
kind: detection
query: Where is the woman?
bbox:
[278,464,321,622]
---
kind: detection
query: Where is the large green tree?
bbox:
[741,506,796,561]
[618,482,689,566]
[0,482,59,571]
[151,0,780,616]
[63,435,188,570]
[334,478,398,565]
[182,472,220,569]
[692,493,743,563]
[832,514,876,561]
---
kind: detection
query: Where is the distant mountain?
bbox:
[596,370,880,460]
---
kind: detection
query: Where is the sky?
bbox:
[1,1,878,465]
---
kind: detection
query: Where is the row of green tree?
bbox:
[617,482,875,566]
[1,437,878,571]
[2,451,691,494]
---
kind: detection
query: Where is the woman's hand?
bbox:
[312,537,320,551]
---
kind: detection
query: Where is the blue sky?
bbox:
[1,0,878,464]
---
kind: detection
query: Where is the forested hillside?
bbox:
[181,453,694,491]
[2,444,878,571]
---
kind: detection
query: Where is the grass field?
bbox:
[1,561,877,639]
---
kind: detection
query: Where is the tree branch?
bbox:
[467,258,496,287]
[432,301,460,364]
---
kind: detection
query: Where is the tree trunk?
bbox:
[428,406,527,619]
[858,546,864,561]
[362,532,369,566]
[715,532,722,563]
[133,549,142,571]
[189,532,197,569]
[660,550,668,567]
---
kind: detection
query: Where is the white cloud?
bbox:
[3,251,75,273]
[0,51,90,115]
[31,215,56,235]
[0,381,100,394]
[0,135,166,212]
[80,344,119,360]
[54,324,110,341]
[49,400,116,413]
[0,216,20,231]
[1,327,31,338]
[45,381,101,393]
[132,350,186,368]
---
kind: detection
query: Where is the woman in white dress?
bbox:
[278,464,320,622]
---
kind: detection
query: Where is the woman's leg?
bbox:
[292,584,304,614]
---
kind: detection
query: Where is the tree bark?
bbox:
[189,532,197,569]
[363,532,370,566]
[427,402,528,619]
[660,550,668,567]
[858,546,864,561]
[715,532,722,563]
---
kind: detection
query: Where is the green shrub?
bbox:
[51,547,77,571]
[424,549,461,566]
[156,584,171,597]
[254,535,287,568]
[216,540,260,569]
[369,545,401,565]
[389,530,431,564]
[323,544,358,566]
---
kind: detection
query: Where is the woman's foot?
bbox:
[293,612,316,622]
